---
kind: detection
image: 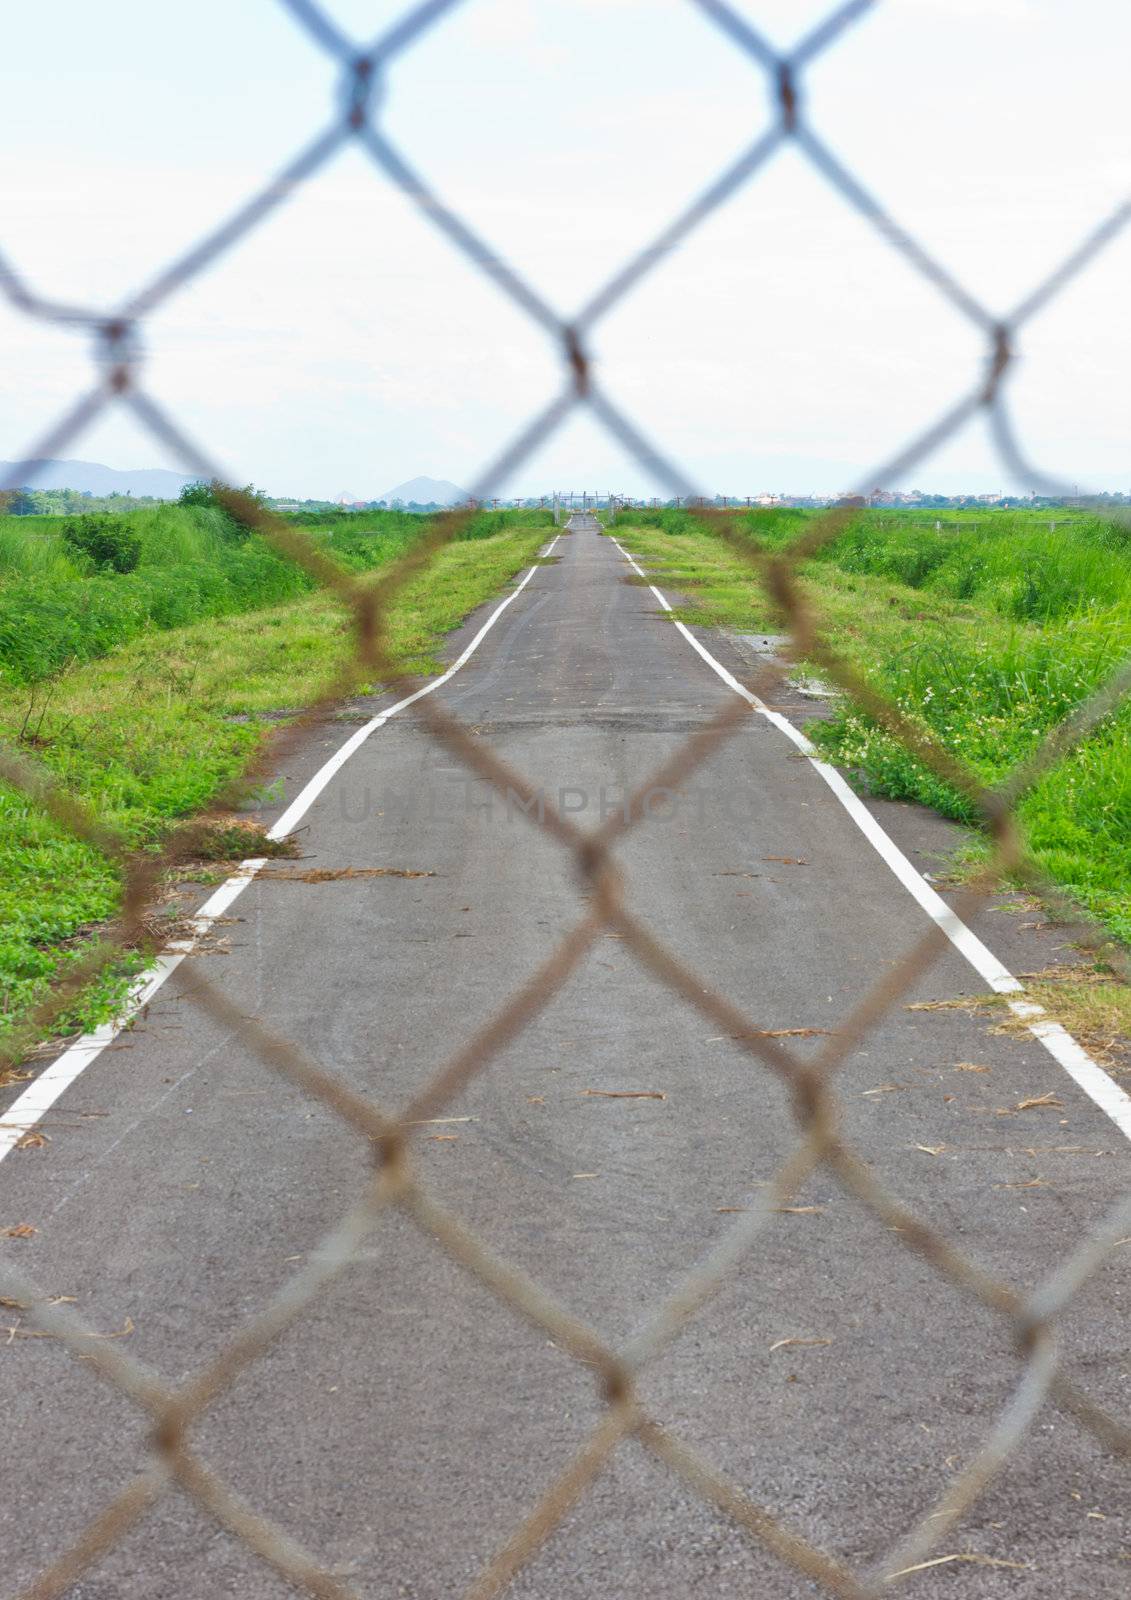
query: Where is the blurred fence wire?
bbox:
[2,1,1131,1596]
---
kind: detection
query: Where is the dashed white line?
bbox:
[609,534,1131,1147]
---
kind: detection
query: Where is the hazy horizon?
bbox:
[8,452,1116,505]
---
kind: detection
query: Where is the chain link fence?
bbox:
[2,1,1131,1594]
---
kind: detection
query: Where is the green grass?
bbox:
[612,506,1131,950]
[0,503,548,687]
[0,511,551,1051]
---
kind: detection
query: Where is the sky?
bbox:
[2,0,1129,501]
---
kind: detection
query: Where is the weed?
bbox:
[178,820,301,863]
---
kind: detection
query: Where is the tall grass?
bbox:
[0,505,553,689]
[786,509,1131,622]
[793,514,1131,942]
[615,504,1131,946]
[0,520,84,583]
[0,504,235,579]
[622,505,1131,621]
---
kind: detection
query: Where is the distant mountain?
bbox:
[0,458,194,498]
[381,476,470,506]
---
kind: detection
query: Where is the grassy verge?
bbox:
[0,502,538,688]
[1,516,550,1051]
[611,507,1131,958]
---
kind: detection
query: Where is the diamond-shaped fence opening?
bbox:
[2,1,1131,1596]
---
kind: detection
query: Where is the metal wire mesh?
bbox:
[2,2,1131,1595]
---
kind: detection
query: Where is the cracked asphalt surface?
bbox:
[2,515,1129,1597]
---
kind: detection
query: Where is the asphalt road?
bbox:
[2,515,1129,1598]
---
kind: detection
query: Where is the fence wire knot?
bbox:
[776,60,799,131]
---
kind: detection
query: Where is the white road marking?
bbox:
[610,535,1131,1146]
[0,535,561,1166]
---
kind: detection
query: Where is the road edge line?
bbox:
[609,534,1131,1146]
[0,533,561,1165]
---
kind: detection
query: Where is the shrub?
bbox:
[62,515,142,574]
[177,481,217,509]
[178,479,268,539]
